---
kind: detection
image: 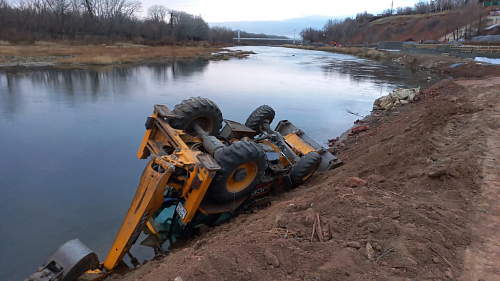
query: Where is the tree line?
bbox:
[300,0,487,44]
[385,0,473,16]
[0,0,284,44]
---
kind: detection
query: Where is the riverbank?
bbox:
[284,44,500,78]
[115,48,500,280]
[388,52,500,78]
[328,75,500,281]
[283,44,388,60]
[0,41,253,67]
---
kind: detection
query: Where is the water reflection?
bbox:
[320,56,431,86]
[0,59,210,118]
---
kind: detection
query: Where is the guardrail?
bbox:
[477,47,500,53]
[461,47,474,53]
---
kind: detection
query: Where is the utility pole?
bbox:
[293,29,296,44]
[169,11,176,28]
[391,1,393,15]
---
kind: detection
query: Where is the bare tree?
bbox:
[45,0,71,36]
[403,7,413,15]
[208,26,233,43]
[300,27,322,43]
[468,0,485,37]
[382,8,392,16]
[120,0,141,20]
[0,0,8,9]
[82,0,140,21]
[0,0,482,45]
[414,1,429,14]
[324,18,343,42]
[147,4,167,22]
[169,11,208,40]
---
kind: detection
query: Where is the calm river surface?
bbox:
[0,46,438,280]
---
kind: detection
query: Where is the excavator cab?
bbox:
[27,97,341,281]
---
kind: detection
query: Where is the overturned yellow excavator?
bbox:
[28,97,341,281]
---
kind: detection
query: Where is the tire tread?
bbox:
[169,97,223,135]
[245,105,276,133]
[290,151,322,188]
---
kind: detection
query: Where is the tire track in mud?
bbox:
[457,78,500,281]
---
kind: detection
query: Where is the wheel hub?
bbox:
[233,168,248,182]
[226,162,258,193]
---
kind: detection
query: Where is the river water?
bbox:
[0,46,438,280]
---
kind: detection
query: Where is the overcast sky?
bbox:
[141,0,422,22]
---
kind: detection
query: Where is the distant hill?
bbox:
[352,10,490,44]
[209,15,338,38]
[298,6,496,45]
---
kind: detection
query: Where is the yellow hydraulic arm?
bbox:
[103,158,173,271]
[103,104,220,270]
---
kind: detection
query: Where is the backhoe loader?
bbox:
[27,97,341,281]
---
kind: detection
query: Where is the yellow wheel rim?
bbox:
[302,164,319,181]
[226,162,258,193]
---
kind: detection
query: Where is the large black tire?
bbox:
[169,97,223,136]
[245,105,275,134]
[290,152,321,188]
[209,140,267,203]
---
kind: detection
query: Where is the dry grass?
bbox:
[284,44,387,60]
[371,11,452,25]
[0,42,223,65]
[317,46,364,55]
[34,41,64,47]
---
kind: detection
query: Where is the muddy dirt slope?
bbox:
[119,77,500,281]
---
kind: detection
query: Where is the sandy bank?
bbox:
[283,44,387,60]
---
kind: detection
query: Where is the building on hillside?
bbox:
[484,24,500,35]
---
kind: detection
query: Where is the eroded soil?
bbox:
[388,52,500,79]
[117,76,500,281]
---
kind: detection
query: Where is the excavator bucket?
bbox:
[26,239,100,281]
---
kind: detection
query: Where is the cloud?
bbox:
[141,0,422,22]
